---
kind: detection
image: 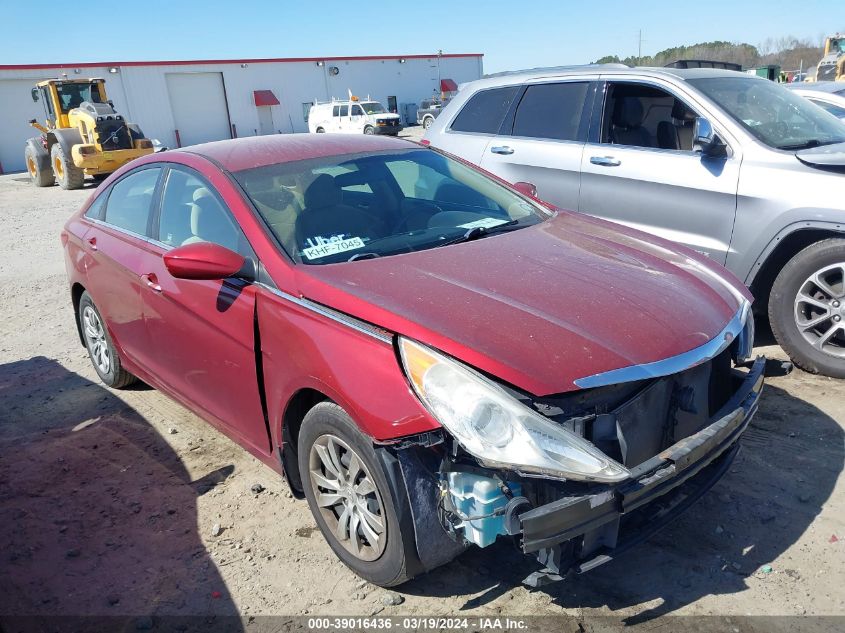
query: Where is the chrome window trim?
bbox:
[257,283,392,344]
[574,300,750,389]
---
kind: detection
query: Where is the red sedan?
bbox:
[62,134,763,587]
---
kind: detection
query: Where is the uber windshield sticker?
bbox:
[458,217,510,230]
[302,234,365,260]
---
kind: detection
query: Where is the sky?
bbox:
[0,0,840,73]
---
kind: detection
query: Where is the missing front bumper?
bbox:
[516,356,765,582]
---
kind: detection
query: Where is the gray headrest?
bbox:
[671,100,696,121]
[613,98,644,128]
[304,173,342,210]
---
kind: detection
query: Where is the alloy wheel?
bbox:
[794,262,845,358]
[82,305,111,374]
[308,434,387,561]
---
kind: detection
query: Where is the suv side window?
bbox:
[450,86,520,134]
[103,167,161,236]
[352,104,364,116]
[157,167,246,254]
[339,105,349,117]
[332,106,340,117]
[602,82,701,151]
[512,82,589,141]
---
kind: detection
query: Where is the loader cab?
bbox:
[31,79,108,128]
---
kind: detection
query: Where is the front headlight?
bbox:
[398,337,630,483]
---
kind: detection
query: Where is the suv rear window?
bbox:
[512,82,589,141]
[450,86,520,134]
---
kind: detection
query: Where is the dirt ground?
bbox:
[0,136,843,631]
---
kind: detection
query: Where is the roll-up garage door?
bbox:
[165,72,231,147]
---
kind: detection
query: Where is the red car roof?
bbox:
[180,134,417,172]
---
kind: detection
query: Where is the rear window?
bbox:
[450,86,520,134]
[103,168,160,236]
[512,82,589,141]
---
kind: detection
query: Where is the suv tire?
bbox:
[769,238,845,377]
[422,116,434,130]
[363,126,375,135]
[298,401,412,587]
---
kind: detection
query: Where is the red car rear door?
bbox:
[82,166,163,370]
[137,166,269,455]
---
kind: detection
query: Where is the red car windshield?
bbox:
[233,148,550,265]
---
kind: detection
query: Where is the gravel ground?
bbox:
[0,146,843,631]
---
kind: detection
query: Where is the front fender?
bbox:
[48,128,84,157]
[744,219,845,287]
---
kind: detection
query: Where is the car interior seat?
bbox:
[295,173,385,250]
[610,97,652,147]
[657,100,698,151]
[182,189,240,252]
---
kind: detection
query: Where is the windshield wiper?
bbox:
[777,139,836,150]
[347,252,381,262]
[435,220,521,248]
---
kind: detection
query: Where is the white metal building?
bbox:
[0,53,483,173]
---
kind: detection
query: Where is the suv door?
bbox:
[578,79,741,264]
[480,80,595,211]
[137,166,269,454]
[432,85,522,164]
[83,166,163,366]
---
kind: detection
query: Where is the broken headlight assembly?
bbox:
[398,337,630,483]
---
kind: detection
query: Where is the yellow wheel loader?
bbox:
[25,78,153,189]
[816,34,845,82]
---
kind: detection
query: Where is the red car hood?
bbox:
[295,212,749,396]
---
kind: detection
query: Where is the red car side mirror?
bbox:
[513,181,538,198]
[163,242,246,280]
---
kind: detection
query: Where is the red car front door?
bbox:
[137,166,270,455]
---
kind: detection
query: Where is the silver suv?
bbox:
[424,66,845,378]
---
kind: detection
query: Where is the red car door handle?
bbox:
[141,273,162,293]
[87,237,97,251]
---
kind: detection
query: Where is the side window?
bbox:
[157,168,244,253]
[84,192,107,219]
[332,106,340,117]
[512,82,589,141]
[450,86,520,134]
[602,83,700,151]
[352,104,364,116]
[811,99,845,119]
[103,168,161,236]
[339,105,349,117]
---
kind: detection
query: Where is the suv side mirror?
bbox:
[693,117,725,156]
[31,88,39,102]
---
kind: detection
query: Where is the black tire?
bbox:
[422,116,434,130]
[769,238,845,378]
[315,127,325,133]
[51,143,85,190]
[298,402,412,586]
[363,126,375,135]
[78,292,138,389]
[25,143,54,187]
[91,173,110,184]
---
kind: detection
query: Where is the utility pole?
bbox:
[638,29,644,60]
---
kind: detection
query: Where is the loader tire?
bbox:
[51,144,84,190]
[25,144,54,187]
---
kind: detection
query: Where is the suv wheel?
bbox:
[769,238,845,377]
[315,127,325,133]
[363,126,375,135]
[422,116,434,130]
[298,402,412,586]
